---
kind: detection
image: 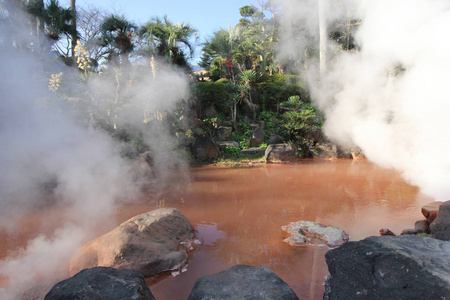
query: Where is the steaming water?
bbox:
[0,160,429,299]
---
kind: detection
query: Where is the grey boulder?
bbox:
[44,267,154,300]
[324,235,450,300]
[188,265,298,300]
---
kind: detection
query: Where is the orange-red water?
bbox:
[0,160,432,299]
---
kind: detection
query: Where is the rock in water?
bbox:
[188,265,299,300]
[283,221,349,248]
[70,208,194,277]
[324,235,450,300]
[421,201,442,224]
[44,267,155,300]
[430,200,450,241]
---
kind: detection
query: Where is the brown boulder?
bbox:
[421,201,442,224]
[69,208,194,277]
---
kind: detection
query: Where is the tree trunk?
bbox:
[318,0,327,77]
[70,0,77,59]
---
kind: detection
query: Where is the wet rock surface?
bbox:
[324,235,450,300]
[69,208,194,277]
[282,221,349,248]
[265,143,297,163]
[188,265,299,300]
[45,267,155,300]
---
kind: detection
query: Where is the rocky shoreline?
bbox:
[43,201,450,299]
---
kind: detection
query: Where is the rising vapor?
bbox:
[276,0,450,201]
[0,5,190,299]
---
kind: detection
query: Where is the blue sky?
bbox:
[62,0,258,64]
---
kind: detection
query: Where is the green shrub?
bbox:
[280,104,323,158]
[224,146,245,158]
[215,78,229,84]
[192,82,238,117]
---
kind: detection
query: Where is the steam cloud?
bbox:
[276,0,450,201]
[0,6,190,299]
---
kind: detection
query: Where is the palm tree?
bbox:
[139,16,197,68]
[100,14,136,66]
[238,69,258,122]
[200,26,244,82]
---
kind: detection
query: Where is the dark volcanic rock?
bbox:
[249,123,265,147]
[241,147,266,157]
[400,228,417,235]
[267,134,284,145]
[265,143,297,163]
[324,235,450,300]
[45,267,155,300]
[69,208,194,277]
[414,220,430,234]
[191,134,219,160]
[216,126,232,141]
[431,200,450,241]
[188,265,299,300]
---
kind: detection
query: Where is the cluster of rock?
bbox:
[44,200,450,299]
[179,115,362,163]
[324,200,450,299]
[46,264,299,300]
[380,200,450,240]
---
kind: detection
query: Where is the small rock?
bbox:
[249,122,265,147]
[188,265,298,300]
[216,141,239,150]
[282,221,349,248]
[241,147,266,157]
[379,228,396,236]
[421,201,442,224]
[414,220,430,234]
[212,117,222,129]
[44,267,155,300]
[400,228,418,235]
[216,126,232,141]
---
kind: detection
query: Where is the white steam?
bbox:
[276,0,450,201]
[0,6,190,299]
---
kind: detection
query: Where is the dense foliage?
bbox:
[0,0,360,160]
